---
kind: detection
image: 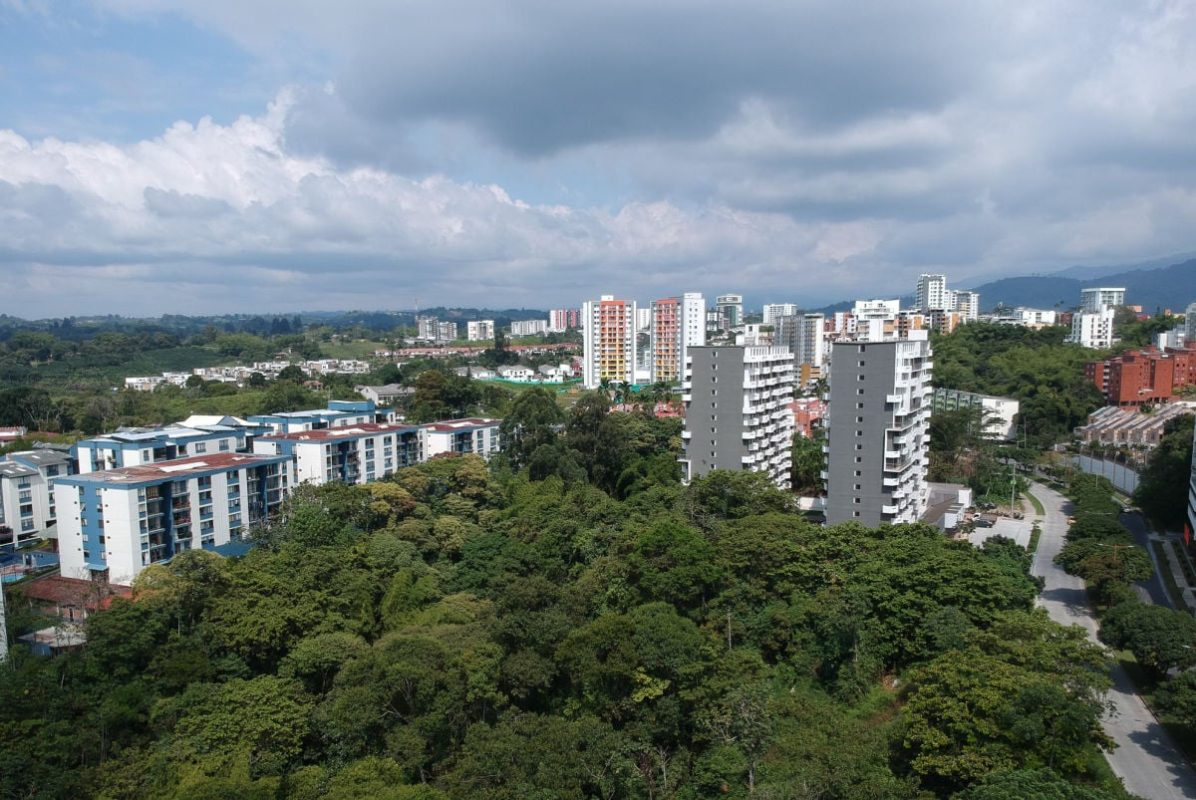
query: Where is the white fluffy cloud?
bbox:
[2,0,1196,316]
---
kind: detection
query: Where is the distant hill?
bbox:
[973,258,1196,312]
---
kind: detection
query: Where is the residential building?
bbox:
[989,307,1059,328]
[951,290,981,321]
[1187,302,1196,345]
[0,426,27,441]
[254,422,421,485]
[651,297,682,384]
[916,274,949,312]
[581,295,637,388]
[466,320,495,341]
[932,388,1020,441]
[680,293,707,369]
[75,424,251,474]
[56,452,294,586]
[852,299,902,342]
[775,313,826,370]
[792,397,827,439]
[1068,306,1118,348]
[417,316,440,341]
[716,294,744,329]
[1,450,73,549]
[511,319,549,337]
[679,346,795,488]
[548,308,581,332]
[356,384,414,406]
[1078,404,1194,449]
[824,331,933,527]
[249,400,392,435]
[1081,287,1126,312]
[762,303,798,326]
[1086,346,1196,407]
[497,365,535,381]
[437,321,459,342]
[1187,420,1196,552]
[420,418,502,460]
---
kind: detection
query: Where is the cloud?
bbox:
[2,0,1194,316]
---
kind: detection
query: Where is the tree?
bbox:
[790,430,825,494]
[499,387,565,469]
[1098,601,1196,679]
[1134,414,1194,530]
[955,768,1126,799]
[1155,670,1196,729]
[276,364,307,383]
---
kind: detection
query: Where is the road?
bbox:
[1030,481,1196,800]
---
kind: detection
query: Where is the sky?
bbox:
[2,1,1195,318]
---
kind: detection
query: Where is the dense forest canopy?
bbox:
[3,406,1127,799]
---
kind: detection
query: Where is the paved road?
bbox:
[1122,510,1175,608]
[1030,481,1196,800]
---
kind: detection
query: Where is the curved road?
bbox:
[1029,481,1196,800]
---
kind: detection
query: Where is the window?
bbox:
[195,442,207,454]
[855,444,863,450]
[857,388,865,395]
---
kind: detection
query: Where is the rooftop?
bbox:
[259,422,418,442]
[421,417,502,432]
[57,452,289,487]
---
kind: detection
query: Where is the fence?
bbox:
[1072,454,1140,496]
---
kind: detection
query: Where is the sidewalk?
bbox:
[1155,535,1196,614]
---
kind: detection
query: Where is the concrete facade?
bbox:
[680,346,794,488]
[824,332,932,527]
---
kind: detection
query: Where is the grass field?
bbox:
[319,339,391,359]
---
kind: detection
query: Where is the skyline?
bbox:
[2,1,1196,317]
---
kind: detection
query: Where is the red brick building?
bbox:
[1087,347,1196,407]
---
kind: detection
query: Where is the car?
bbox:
[973,518,994,528]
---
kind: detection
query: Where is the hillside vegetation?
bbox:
[1,398,1129,799]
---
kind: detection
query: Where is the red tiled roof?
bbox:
[17,575,131,609]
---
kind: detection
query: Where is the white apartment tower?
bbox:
[1081,287,1126,312]
[1068,306,1118,349]
[762,303,798,326]
[466,320,495,342]
[824,331,933,527]
[679,346,795,488]
[916,274,949,312]
[582,296,637,389]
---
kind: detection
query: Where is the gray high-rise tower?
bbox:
[824,331,932,526]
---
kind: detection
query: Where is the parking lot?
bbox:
[967,513,1036,549]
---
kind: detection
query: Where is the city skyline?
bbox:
[3,3,1196,318]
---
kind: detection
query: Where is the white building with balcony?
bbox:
[679,346,795,488]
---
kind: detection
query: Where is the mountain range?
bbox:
[972,257,1196,312]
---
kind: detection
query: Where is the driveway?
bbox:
[1030,481,1196,799]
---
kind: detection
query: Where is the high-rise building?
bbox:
[852,299,902,342]
[510,319,549,336]
[548,308,581,332]
[416,316,439,341]
[824,331,932,527]
[650,298,681,384]
[916,274,949,312]
[775,313,826,369]
[951,290,981,321]
[1081,287,1126,312]
[679,346,795,488]
[1068,307,1118,348]
[762,303,798,326]
[437,321,458,342]
[56,452,294,585]
[716,294,744,329]
[1186,303,1196,345]
[582,296,637,388]
[680,292,707,371]
[466,320,495,342]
